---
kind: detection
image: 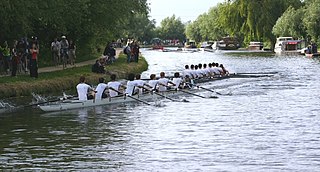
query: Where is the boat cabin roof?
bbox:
[277,37,293,41]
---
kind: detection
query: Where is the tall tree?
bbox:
[220,0,303,47]
[272,6,306,39]
[303,0,320,42]
[157,15,185,41]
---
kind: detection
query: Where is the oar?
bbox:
[235,72,278,75]
[109,87,151,106]
[159,82,209,99]
[152,91,182,102]
[144,84,183,102]
[179,89,207,98]
[187,83,222,95]
[22,95,78,108]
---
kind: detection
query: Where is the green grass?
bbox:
[0,54,148,98]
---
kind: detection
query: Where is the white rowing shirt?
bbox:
[107,81,122,97]
[148,80,158,90]
[76,83,92,100]
[183,69,192,78]
[125,80,138,96]
[172,77,182,89]
[134,79,145,94]
[158,78,169,92]
[95,83,108,100]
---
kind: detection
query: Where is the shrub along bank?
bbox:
[0,55,148,98]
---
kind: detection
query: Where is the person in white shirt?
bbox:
[146,74,158,91]
[172,72,182,89]
[211,63,222,76]
[76,76,94,101]
[134,74,146,94]
[125,73,138,96]
[190,64,198,78]
[95,77,108,100]
[195,65,203,78]
[107,74,122,97]
[213,63,224,75]
[202,63,210,77]
[183,65,192,78]
[158,72,174,92]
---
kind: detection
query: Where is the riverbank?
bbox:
[0,54,148,98]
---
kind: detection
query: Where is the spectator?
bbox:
[51,38,61,66]
[132,41,140,63]
[29,42,39,78]
[91,59,105,74]
[69,39,76,65]
[60,35,69,68]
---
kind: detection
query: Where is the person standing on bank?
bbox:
[124,42,132,63]
[29,42,39,78]
[68,39,76,66]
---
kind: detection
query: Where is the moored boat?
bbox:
[248,41,263,51]
[212,37,240,50]
[274,37,306,55]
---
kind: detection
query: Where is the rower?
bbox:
[76,76,94,101]
[158,71,174,92]
[215,63,224,76]
[107,74,123,97]
[183,75,195,89]
[172,72,183,89]
[95,77,108,100]
[146,74,158,91]
[194,65,203,78]
[125,73,138,96]
[219,64,229,76]
[211,63,222,76]
[202,63,210,77]
[134,74,146,94]
[190,64,197,79]
[183,65,193,78]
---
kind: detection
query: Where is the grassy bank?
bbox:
[0,55,148,98]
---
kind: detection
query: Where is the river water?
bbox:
[1,49,320,171]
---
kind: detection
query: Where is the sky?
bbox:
[148,0,225,26]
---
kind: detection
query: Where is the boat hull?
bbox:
[38,89,190,112]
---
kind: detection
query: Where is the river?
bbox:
[1,49,320,171]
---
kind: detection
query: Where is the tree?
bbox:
[124,13,156,42]
[272,6,306,39]
[218,0,303,48]
[303,0,320,43]
[157,15,186,42]
[0,0,150,64]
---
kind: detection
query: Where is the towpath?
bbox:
[38,48,122,73]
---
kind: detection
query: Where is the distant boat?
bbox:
[184,40,197,49]
[274,37,306,55]
[212,37,240,50]
[183,40,199,52]
[248,41,263,51]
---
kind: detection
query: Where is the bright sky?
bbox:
[148,0,225,26]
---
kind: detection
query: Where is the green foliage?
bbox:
[303,0,320,42]
[0,0,151,64]
[185,0,305,48]
[157,15,186,41]
[186,4,228,42]
[272,6,307,39]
